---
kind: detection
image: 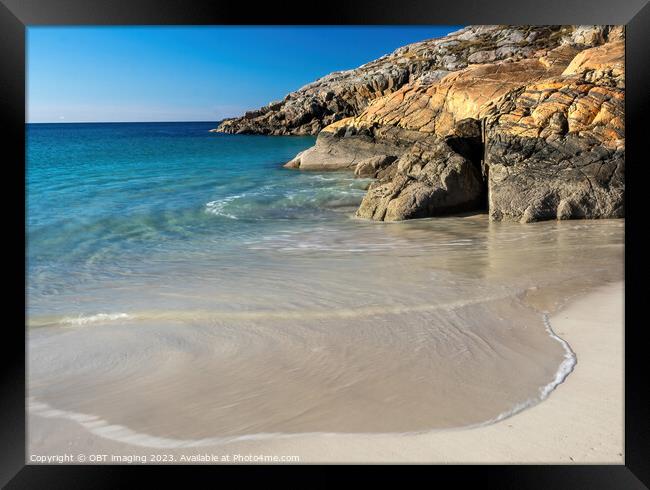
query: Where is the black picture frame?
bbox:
[2,0,648,487]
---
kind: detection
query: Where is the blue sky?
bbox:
[27,26,462,123]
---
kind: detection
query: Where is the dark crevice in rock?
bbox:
[444,118,488,210]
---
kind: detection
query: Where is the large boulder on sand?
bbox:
[355,133,484,221]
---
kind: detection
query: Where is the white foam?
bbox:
[459,312,577,430]
[28,397,314,448]
[60,313,132,326]
[539,313,577,399]
[204,195,242,219]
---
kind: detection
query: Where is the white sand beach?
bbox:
[25,24,627,467]
[28,280,623,464]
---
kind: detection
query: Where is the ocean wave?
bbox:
[204,187,363,222]
[60,313,132,326]
[539,313,577,399]
[27,313,578,447]
[27,397,317,448]
[205,196,242,219]
[458,312,577,430]
[28,306,580,447]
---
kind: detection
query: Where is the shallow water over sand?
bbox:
[27,123,624,445]
[28,215,623,442]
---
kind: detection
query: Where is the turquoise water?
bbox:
[27,121,625,437]
[27,122,373,319]
[27,122,624,326]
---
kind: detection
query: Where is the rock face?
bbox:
[484,40,625,222]
[354,155,397,178]
[218,25,625,223]
[355,124,485,221]
[214,25,594,136]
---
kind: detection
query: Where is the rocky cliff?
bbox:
[216,25,625,223]
[483,39,624,222]
[215,25,594,136]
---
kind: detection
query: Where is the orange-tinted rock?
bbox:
[355,56,571,137]
[215,25,595,136]
[484,43,625,222]
[264,26,625,223]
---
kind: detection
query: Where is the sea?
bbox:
[27,121,624,443]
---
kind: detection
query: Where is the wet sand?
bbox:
[28,281,623,463]
[27,217,624,463]
[27,298,568,439]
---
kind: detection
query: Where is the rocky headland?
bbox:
[214,25,625,223]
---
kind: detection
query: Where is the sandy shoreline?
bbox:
[28,280,623,464]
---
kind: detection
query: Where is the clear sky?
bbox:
[27,26,462,123]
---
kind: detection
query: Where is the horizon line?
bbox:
[26,120,222,124]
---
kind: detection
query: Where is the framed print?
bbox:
[2,0,649,486]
